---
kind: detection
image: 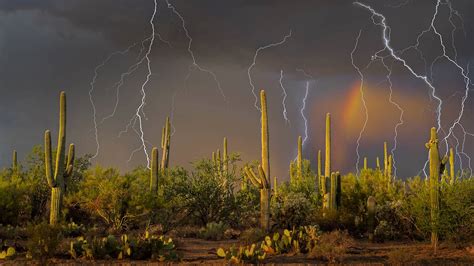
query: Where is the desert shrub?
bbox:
[402,176,474,245]
[198,222,228,240]
[26,222,63,263]
[70,166,148,231]
[239,228,267,244]
[171,155,240,226]
[271,191,315,229]
[308,230,354,263]
[234,185,260,228]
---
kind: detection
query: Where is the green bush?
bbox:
[198,222,227,240]
[26,222,63,263]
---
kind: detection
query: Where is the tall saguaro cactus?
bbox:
[383,141,388,176]
[449,148,455,182]
[223,137,228,176]
[364,157,368,170]
[161,117,171,172]
[150,147,159,192]
[44,91,75,225]
[329,172,341,210]
[425,127,447,253]
[323,113,331,209]
[297,136,303,182]
[243,90,270,231]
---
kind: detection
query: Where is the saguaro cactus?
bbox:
[376,157,381,170]
[273,176,278,197]
[150,147,159,192]
[367,196,376,242]
[387,154,393,183]
[223,137,228,176]
[383,141,388,176]
[243,90,270,231]
[364,157,368,170]
[449,148,455,183]
[297,136,303,182]
[12,150,18,171]
[329,172,341,210]
[425,127,447,253]
[161,117,171,172]
[318,149,324,196]
[44,91,75,225]
[325,113,331,179]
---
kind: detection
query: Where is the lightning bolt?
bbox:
[350,30,369,175]
[279,70,290,125]
[355,1,473,177]
[296,68,314,147]
[248,30,292,111]
[165,0,225,100]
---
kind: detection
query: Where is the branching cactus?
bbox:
[161,117,171,172]
[150,147,159,192]
[425,127,448,253]
[367,196,376,242]
[243,90,270,231]
[44,91,75,225]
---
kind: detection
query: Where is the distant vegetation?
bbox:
[0,91,472,263]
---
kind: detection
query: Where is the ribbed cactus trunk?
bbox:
[336,172,341,209]
[150,147,159,192]
[329,172,336,210]
[318,149,324,196]
[260,90,270,231]
[383,142,388,176]
[44,92,75,225]
[223,137,228,176]
[324,113,331,209]
[387,155,393,187]
[161,117,171,172]
[297,136,303,182]
[426,127,446,254]
[364,157,368,170]
[273,176,278,197]
[449,148,455,183]
[367,196,376,242]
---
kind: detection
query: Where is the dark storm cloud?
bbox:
[0,0,473,178]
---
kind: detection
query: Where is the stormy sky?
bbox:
[0,0,473,179]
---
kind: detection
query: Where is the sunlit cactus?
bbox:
[367,196,376,242]
[324,113,331,209]
[329,172,341,211]
[364,157,368,170]
[223,137,228,176]
[318,149,324,196]
[150,147,159,192]
[161,117,171,172]
[425,127,448,254]
[12,150,17,171]
[387,154,393,183]
[383,141,388,176]
[243,90,270,231]
[449,147,455,183]
[44,91,75,225]
[376,157,380,170]
[273,176,278,197]
[297,136,303,182]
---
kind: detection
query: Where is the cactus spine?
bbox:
[367,196,376,242]
[297,136,303,182]
[426,127,447,253]
[44,91,75,225]
[243,90,270,231]
[161,117,171,172]
[150,147,159,192]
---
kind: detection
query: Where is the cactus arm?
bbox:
[244,166,261,188]
[64,144,75,177]
[297,136,303,181]
[257,165,269,189]
[44,130,55,187]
